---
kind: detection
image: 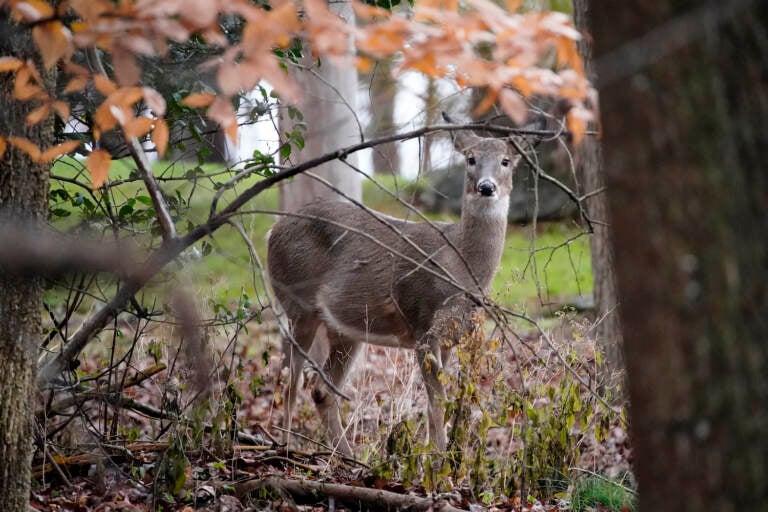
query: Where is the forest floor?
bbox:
[31,310,633,512]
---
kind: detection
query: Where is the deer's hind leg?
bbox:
[310,329,362,456]
[281,312,321,443]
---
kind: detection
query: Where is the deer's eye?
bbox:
[467,155,476,166]
[501,158,510,167]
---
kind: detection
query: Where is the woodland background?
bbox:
[0,0,766,511]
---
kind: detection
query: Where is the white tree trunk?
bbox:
[279,0,361,212]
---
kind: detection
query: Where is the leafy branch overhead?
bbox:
[0,0,592,187]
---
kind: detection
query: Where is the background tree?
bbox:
[573,0,623,393]
[279,0,362,211]
[592,1,768,509]
[365,56,400,176]
[0,13,53,509]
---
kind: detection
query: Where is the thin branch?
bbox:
[126,137,177,240]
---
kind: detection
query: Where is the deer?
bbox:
[267,116,531,455]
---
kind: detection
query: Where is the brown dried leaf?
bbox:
[499,88,527,125]
[124,117,154,140]
[0,137,6,159]
[12,0,54,22]
[0,57,24,73]
[142,87,166,116]
[152,118,169,158]
[180,92,215,108]
[109,87,144,109]
[113,44,141,86]
[86,149,112,189]
[39,140,81,162]
[25,103,51,126]
[93,74,118,96]
[7,136,42,162]
[13,66,46,101]
[566,109,585,147]
[32,21,72,70]
[52,100,70,119]
[207,97,237,144]
[63,75,88,94]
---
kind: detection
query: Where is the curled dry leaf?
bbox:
[180,92,216,108]
[499,88,528,125]
[52,100,71,119]
[152,118,169,158]
[0,57,24,73]
[207,96,237,144]
[86,149,112,189]
[566,109,586,147]
[93,74,118,96]
[25,103,51,126]
[32,21,72,70]
[39,140,81,162]
[112,44,141,86]
[124,117,154,140]
[11,0,54,22]
[142,87,166,117]
[13,65,47,102]
[63,75,88,94]
[7,136,42,162]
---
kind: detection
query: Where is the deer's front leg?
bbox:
[416,332,448,451]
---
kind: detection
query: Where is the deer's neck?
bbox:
[457,195,509,292]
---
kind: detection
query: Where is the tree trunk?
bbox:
[572,0,624,395]
[592,1,768,509]
[279,0,361,211]
[0,17,52,511]
[365,57,400,175]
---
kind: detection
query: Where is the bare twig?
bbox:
[126,137,177,240]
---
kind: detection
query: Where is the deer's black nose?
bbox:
[477,180,497,197]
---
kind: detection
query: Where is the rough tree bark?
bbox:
[366,57,400,175]
[279,0,362,211]
[572,0,624,394]
[0,16,53,512]
[592,1,768,509]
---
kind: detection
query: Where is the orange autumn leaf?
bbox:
[11,0,54,22]
[123,117,154,140]
[32,21,72,70]
[25,103,51,126]
[93,74,118,96]
[566,109,586,146]
[0,137,6,159]
[0,57,24,73]
[8,136,42,161]
[142,87,166,116]
[181,92,216,108]
[13,65,46,101]
[473,88,499,116]
[86,149,112,189]
[51,100,70,119]
[152,118,169,158]
[63,75,88,94]
[498,88,527,125]
[39,140,81,162]
[208,97,237,143]
[112,44,141,86]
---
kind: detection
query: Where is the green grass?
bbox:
[48,159,592,310]
[571,476,637,512]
